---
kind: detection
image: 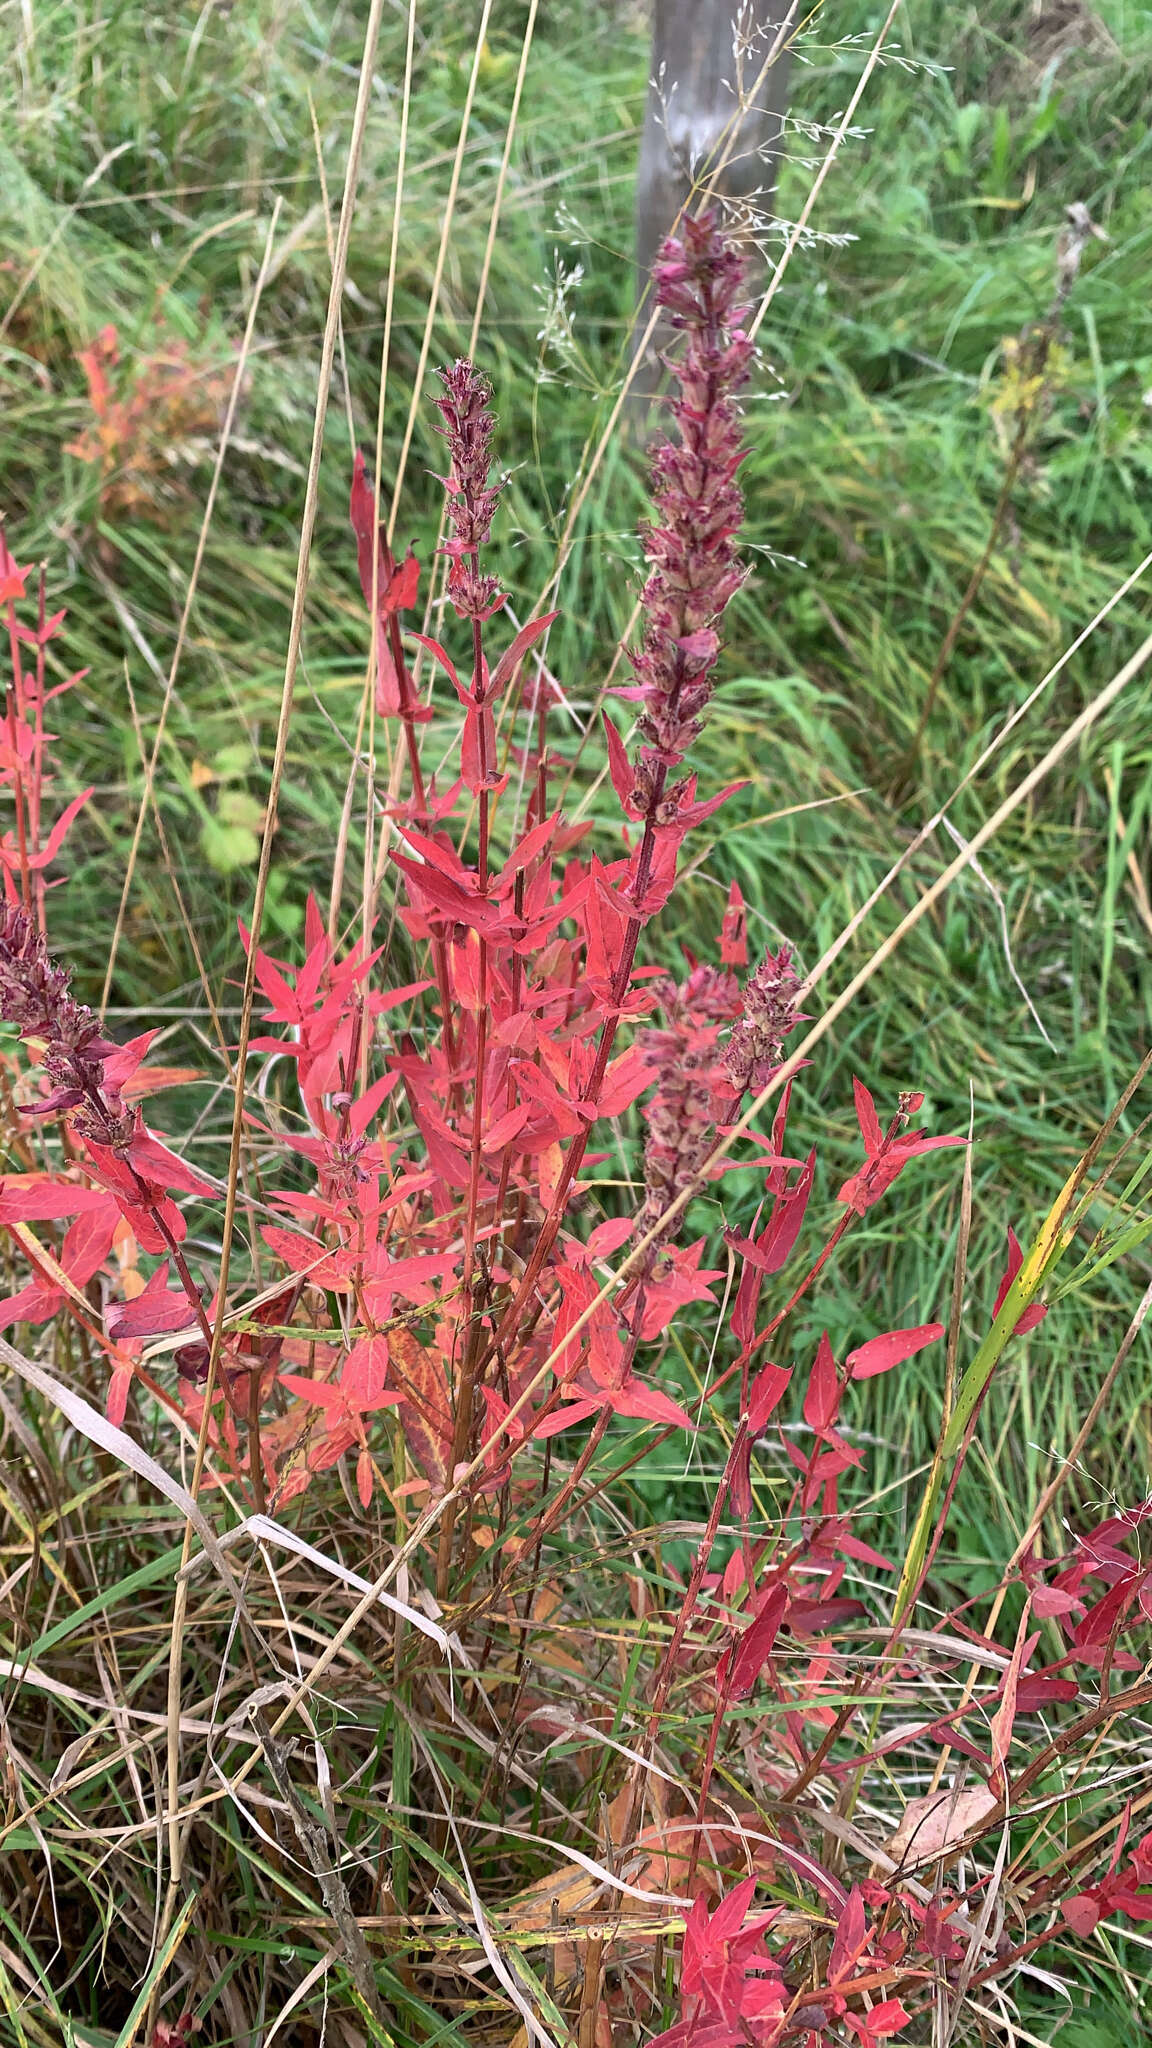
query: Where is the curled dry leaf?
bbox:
[884,1783,999,1867]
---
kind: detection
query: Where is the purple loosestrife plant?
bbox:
[604,210,754,939]
[485,213,758,1361]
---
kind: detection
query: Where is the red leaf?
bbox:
[349,449,420,620]
[1032,1585,1083,1619]
[60,1198,122,1284]
[410,632,463,699]
[2,786,93,873]
[1014,1673,1078,1709]
[1063,1893,1101,1937]
[853,1077,882,1156]
[532,1397,601,1439]
[992,1226,1048,1333]
[598,1044,653,1118]
[803,1332,840,1433]
[490,610,559,694]
[0,558,28,605]
[990,1606,1038,1780]
[722,1584,789,1701]
[828,1885,867,1984]
[720,879,747,967]
[106,1262,200,1339]
[388,1327,453,1487]
[846,1999,912,2041]
[786,1596,866,1635]
[727,1150,814,1275]
[748,1361,790,1433]
[0,1178,112,1222]
[106,1358,134,1428]
[602,713,639,815]
[608,1376,696,1429]
[261,1225,351,1287]
[126,1125,217,1199]
[585,1217,635,1261]
[847,1321,943,1379]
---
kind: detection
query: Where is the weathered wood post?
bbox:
[633,1,793,403]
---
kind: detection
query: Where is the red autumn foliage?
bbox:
[0,211,1144,2045]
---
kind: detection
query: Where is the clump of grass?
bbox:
[2,3,1152,2045]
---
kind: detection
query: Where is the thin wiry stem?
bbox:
[158,0,392,1960]
[386,0,495,548]
[100,201,282,1021]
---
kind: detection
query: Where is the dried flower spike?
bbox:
[639,961,742,1245]
[725,941,804,1098]
[0,903,129,1142]
[627,212,752,772]
[433,359,505,620]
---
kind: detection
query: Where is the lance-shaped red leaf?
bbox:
[989,1597,1037,1791]
[726,1148,814,1275]
[749,1361,791,1433]
[804,1331,841,1432]
[489,610,559,694]
[281,1334,403,1429]
[0,537,28,606]
[0,786,93,875]
[828,1884,868,1985]
[349,449,425,719]
[0,1195,121,1329]
[106,1261,201,1339]
[720,878,748,967]
[992,1225,1048,1333]
[723,1366,787,1519]
[603,712,642,818]
[847,1321,943,1380]
[717,1581,789,1701]
[83,1117,217,1255]
[843,2000,913,2044]
[837,1079,965,1214]
[412,632,508,795]
[0,1176,116,1222]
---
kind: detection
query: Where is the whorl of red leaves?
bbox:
[149,2015,196,2048]
[67,321,230,523]
[0,215,1143,2044]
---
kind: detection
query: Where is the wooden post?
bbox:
[633,1,793,403]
